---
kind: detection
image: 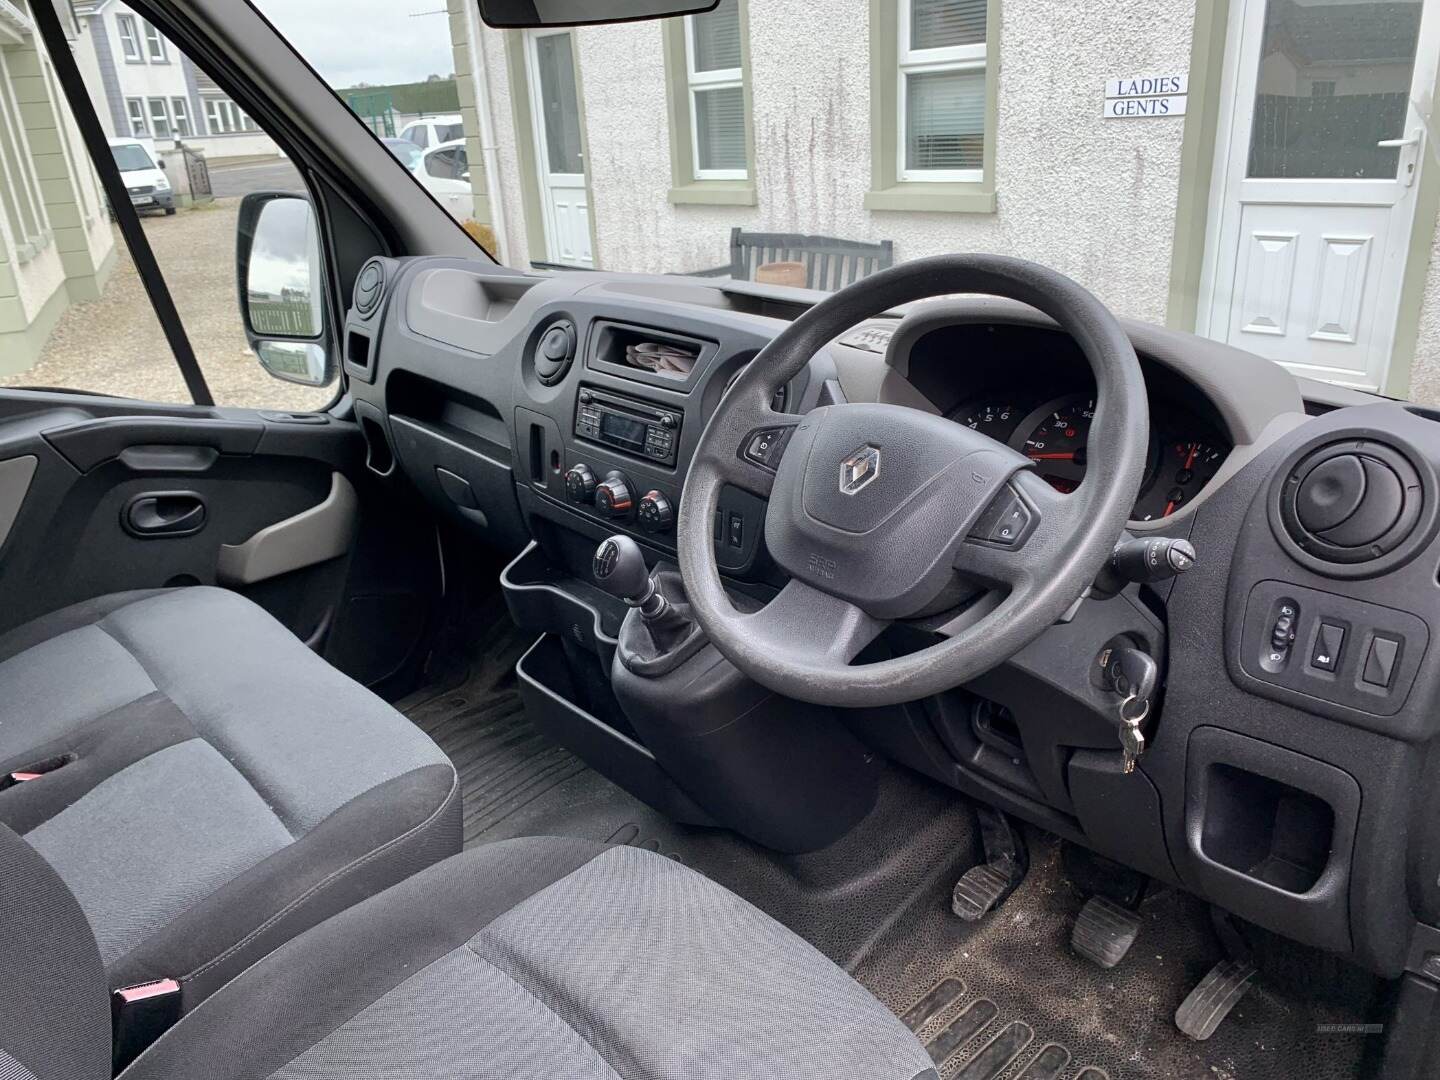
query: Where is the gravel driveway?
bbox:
[3,199,335,412]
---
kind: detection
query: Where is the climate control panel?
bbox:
[565,463,675,534]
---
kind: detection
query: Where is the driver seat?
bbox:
[3,826,938,1080]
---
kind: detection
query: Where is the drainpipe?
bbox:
[461,0,511,266]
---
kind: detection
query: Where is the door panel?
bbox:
[1201,0,1439,390]
[0,390,439,691]
[526,30,594,267]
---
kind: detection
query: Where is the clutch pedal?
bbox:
[951,807,1027,922]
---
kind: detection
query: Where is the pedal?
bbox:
[952,806,1028,922]
[952,862,1014,921]
[1070,895,1141,968]
[1175,958,1257,1040]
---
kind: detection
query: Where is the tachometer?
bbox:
[1016,396,1094,493]
[948,400,1025,444]
[1131,439,1226,521]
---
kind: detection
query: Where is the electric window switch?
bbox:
[1361,635,1400,688]
[1310,622,1344,673]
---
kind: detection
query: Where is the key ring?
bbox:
[1119,691,1150,726]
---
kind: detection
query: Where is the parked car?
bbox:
[380,136,422,172]
[395,112,464,151]
[106,136,174,215]
[416,138,471,220]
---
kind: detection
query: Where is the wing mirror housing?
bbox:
[235,191,336,387]
[478,0,718,28]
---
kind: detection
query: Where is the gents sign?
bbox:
[1103,74,1188,118]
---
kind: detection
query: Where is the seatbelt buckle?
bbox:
[1,754,72,790]
[112,978,182,1071]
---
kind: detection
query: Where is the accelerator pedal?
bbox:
[1070,895,1142,969]
[952,806,1028,922]
[1175,958,1257,1041]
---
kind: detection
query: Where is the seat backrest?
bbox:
[729,228,895,290]
[0,824,109,1080]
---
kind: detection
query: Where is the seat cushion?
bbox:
[125,837,937,1080]
[0,587,460,1009]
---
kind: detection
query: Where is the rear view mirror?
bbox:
[477,0,718,28]
[235,192,336,388]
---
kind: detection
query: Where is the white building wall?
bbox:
[485,0,1197,325]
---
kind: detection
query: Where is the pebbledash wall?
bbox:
[460,0,1440,405]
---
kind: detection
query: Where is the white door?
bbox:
[524,30,594,267]
[1200,0,1440,390]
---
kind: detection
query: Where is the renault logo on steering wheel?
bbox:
[839,445,881,495]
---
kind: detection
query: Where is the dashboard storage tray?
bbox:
[501,541,624,669]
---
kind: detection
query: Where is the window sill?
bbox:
[864,184,996,214]
[669,182,757,207]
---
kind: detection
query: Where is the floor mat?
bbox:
[854,834,1387,1080]
[398,608,587,846]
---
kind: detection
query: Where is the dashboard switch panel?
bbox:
[1239,579,1428,716]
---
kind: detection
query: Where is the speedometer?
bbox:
[1017,396,1094,493]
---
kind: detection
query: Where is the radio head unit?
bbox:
[575,387,681,466]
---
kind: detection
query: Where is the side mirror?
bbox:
[235,192,336,387]
[158,159,167,171]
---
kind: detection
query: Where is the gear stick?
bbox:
[592,535,694,656]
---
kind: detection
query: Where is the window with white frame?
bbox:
[898,0,987,181]
[684,0,746,179]
[171,97,191,137]
[116,14,142,62]
[148,98,172,138]
[143,20,168,63]
[126,97,147,136]
[205,98,250,134]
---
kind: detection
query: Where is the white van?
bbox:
[106,137,175,215]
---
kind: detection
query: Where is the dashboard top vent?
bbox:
[534,320,577,386]
[1276,438,1424,574]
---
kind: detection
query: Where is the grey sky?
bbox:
[251,0,457,88]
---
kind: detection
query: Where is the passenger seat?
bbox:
[0,587,459,1016]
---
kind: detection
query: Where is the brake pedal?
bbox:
[1071,895,1142,968]
[1175,958,1257,1040]
[952,807,1028,922]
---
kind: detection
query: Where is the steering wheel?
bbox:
[676,254,1149,708]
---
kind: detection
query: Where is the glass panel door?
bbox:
[1246,0,1422,179]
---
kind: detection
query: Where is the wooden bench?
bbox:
[691,227,895,290]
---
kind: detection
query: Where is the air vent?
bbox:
[534,320,577,385]
[1277,440,1423,569]
[353,259,386,318]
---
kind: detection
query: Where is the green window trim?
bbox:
[867,0,1000,214]
[661,3,757,206]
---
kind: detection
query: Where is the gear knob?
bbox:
[592,535,654,606]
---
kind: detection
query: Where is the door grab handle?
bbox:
[1377,135,1421,148]
[123,492,207,538]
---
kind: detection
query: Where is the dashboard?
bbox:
[338,257,1440,985]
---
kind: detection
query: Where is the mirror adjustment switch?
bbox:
[1362,636,1400,688]
[1310,622,1344,673]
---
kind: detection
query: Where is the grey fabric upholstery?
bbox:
[0,824,110,1080]
[0,587,460,1012]
[126,838,937,1080]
